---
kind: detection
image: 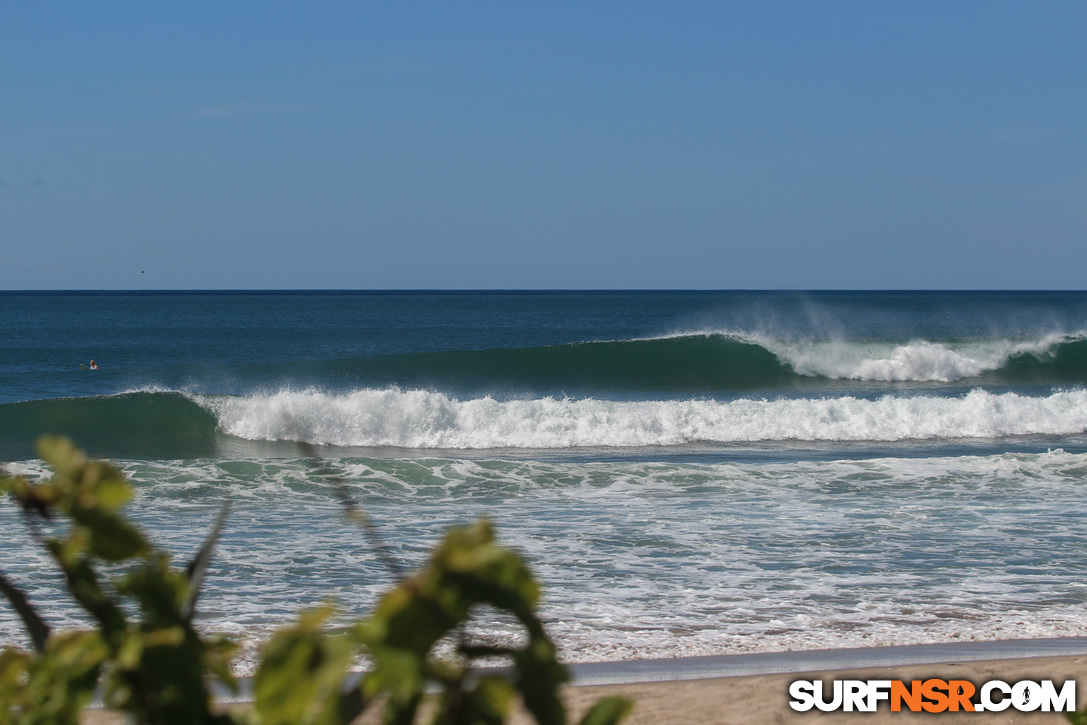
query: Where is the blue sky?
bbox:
[2,2,1085,289]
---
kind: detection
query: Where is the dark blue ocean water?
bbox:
[4,290,1087,457]
[3,291,1087,671]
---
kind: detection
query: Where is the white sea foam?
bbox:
[685,330,1084,382]
[7,450,1087,674]
[195,387,1087,448]
[772,334,1078,382]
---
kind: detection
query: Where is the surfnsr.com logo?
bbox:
[789,678,1076,713]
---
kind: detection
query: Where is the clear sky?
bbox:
[2,2,1085,290]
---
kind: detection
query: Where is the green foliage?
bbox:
[574,698,634,725]
[0,438,631,725]
[0,631,105,725]
[350,520,569,725]
[1,436,235,724]
[250,606,359,725]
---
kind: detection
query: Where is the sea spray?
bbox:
[757,332,1087,382]
[196,387,1087,448]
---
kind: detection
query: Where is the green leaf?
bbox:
[118,555,190,624]
[0,649,32,707]
[35,435,86,480]
[92,474,132,512]
[203,634,240,695]
[383,690,424,725]
[183,501,231,621]
[45,538,128,638]
[577,697,634,725]
[513,640,568,725]
[74,508,148,561]
[0,631,106,725]
[459,676,516,725]
[254,607,355,725]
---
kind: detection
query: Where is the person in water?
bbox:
[88,360,98,370]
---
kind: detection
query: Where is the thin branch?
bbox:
[0,570,51,652]
[297,442,404,579]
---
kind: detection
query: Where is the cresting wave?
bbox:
[0,391,219,460]
[198,387,1087,448]
[703,330,1087,383]
[271,331,1087,392]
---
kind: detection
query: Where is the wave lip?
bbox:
[195,387,1087,449]
[268,331,1087,394]
[729,331,1087,383]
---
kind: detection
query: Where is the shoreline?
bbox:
[81,637,1087,723]
[564,636,1087,686]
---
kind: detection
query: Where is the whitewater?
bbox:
[6,449,1087,674]
[198,387,1087,448]
[734,331,1087,382]
[3,290,1087,674]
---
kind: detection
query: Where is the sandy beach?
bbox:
[79,639,1087,724]
[541,654,1087,724]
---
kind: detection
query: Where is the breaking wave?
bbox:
[282,332,1087,393]
[4,383,1087,458]
[198,387,1087,449]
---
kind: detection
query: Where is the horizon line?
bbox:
[2,288,1086,295]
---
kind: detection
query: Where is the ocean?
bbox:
[3,290,1087,673]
